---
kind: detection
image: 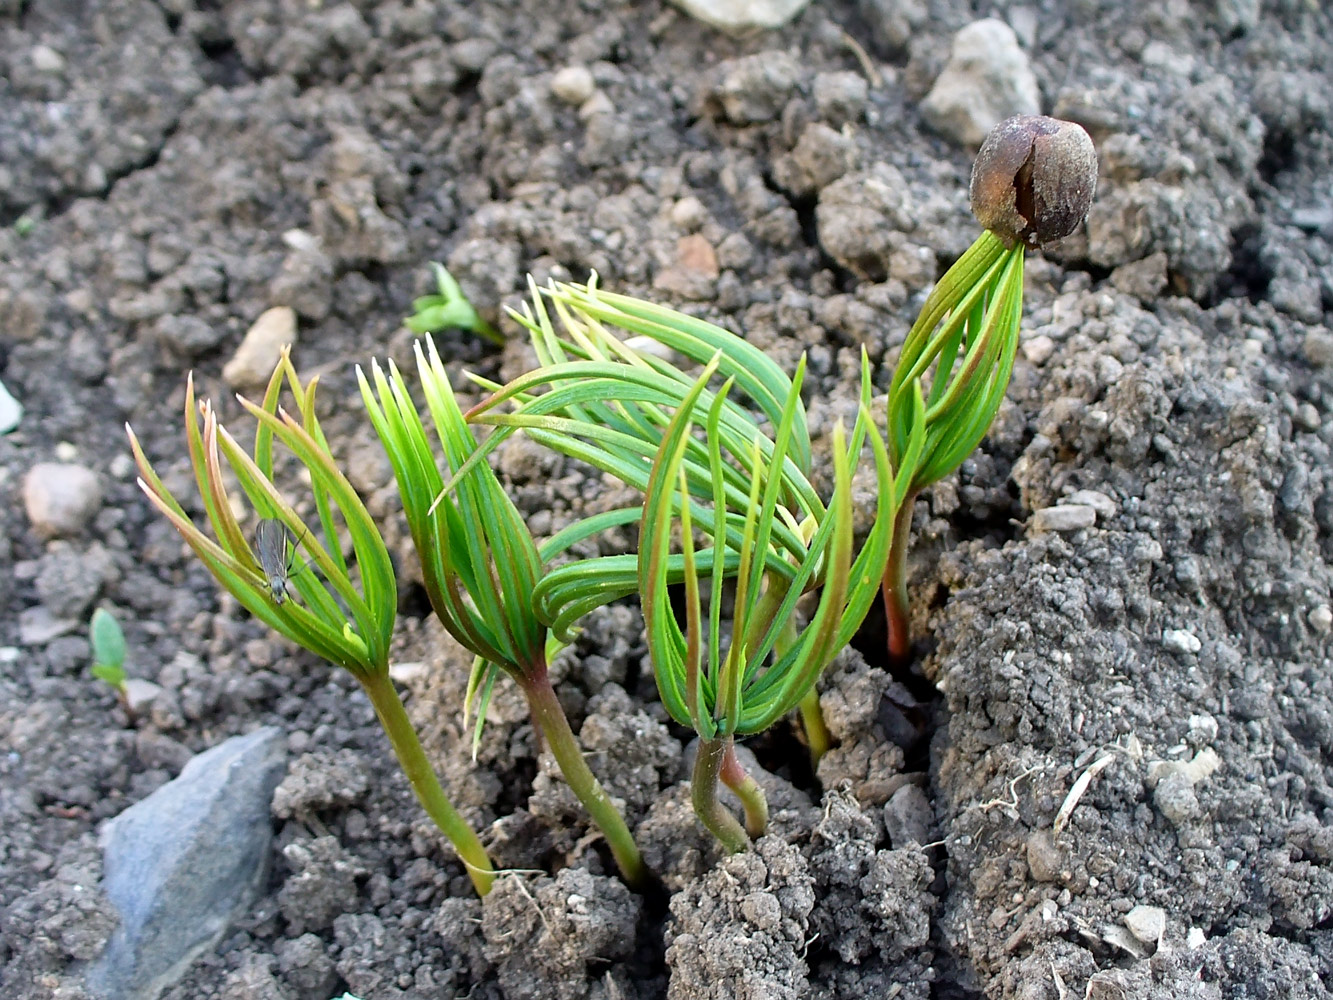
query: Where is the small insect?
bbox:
[254,518,304,605]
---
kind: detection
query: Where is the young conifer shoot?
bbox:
[881,114,1097,665]
[129,352,496,896]
[357,338,648,889]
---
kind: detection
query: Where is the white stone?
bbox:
[667,0,811,34]
[1065,489,1117,520]
[1021,334,1056,364]
[550,65,596,106]
[578,90,614,120]
[1030,504,1096,533]
[31,44,66,73]
[1186,927,1207,949]
[23,462,102,539]
[1309,605,1332,633]
[1124,904,1166,945]
[921,18,1040,149]
[1162,628,1202,655]
[388,661,428,684]
[222,307,297,390]
[123,679,163,716]
[0,377,21,434]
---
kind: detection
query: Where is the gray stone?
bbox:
[223,306,297,390]
[87,727,287,1000]
[921,18,1039,149]
[0,376,22,433]
[24,462,102,539]
[1030,504,1097,533]
[1304,330,1333,369]
[1125,904,1166,945]
[1162,628,1202,655]
[18,605,78,645]
[1153,770,1199,827]
[1065,489,1117,521]
[883,783,932,848]
[705,51,804,125]
[669,0,810,34]
[1309,605,1333,633]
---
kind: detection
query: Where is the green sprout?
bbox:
[128,352,495,896]
[458,280,906,848]
[358,338,647,889]
[459,278,841,761]
[881,114,1097,664]
[404,262,504,346]
[89,607,129,702]
[639,358,896,850]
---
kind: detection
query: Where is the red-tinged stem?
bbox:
[882,490,918,668]
[692,736,749,853]
[720,741,769,839]
[518,666,648,889]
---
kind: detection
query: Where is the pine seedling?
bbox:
[357,338,647,889]
[128,352,495,895]
[459,278,844,760]
[881,114,1097,664]
[405,262,503,346]
[89,607,129,704]
[638,357,896,850]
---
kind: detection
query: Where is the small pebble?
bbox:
[1030,504,1096,532]
[30,44,66,73]
[1162,628,1202,655]
[921,19,1040,148]
[1294,402,1321,432]
[1124,904,1165,945]
[1064,489,1117,520]
[668,0,811,34]
[671,196,708,231]
[1304,330,1333,369]
[223,306,297,390]
[123,679,164,716]
[579,90,614,120]
[24,462,102,539]
[884,783,932,848]
[1025,829,1064,883]
[1308,605,1332,633]
[1153,770,1199,826]
[1021,335,1056,364]
[550,65,595,106]
[0,377,22,433]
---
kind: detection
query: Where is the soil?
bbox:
[2,1,1332,998]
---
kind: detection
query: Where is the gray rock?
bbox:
[1304,330,1333,369]
[704,51,804,125]
[1125,904,1166,945]
[1030,504,1097,533]
[921,18,1040,149]
[87,727,287,1000]
[223,307,297,390]
[1153,770,1200,827]
[18,605,78,645]
[0,375,22,433]
[884,783,932,848]
[24,462,102,539]
[1162,628,1202,655]
[669,0,810,34]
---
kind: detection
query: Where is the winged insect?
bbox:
[255,518,307,604]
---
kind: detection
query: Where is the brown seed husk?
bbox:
[971,115,1098,248]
